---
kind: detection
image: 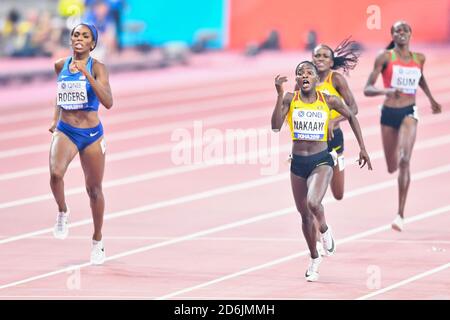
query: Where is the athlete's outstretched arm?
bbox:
[333,72,358,115]
[363,51,399,98]
[417,54,442,114]
[326,94,372,170]
[271,75,292,132]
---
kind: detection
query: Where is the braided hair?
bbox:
[315,37,361,75]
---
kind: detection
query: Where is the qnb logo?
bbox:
[298,110,323,118]
[61,83,67,90]
[306,111,323,118]
[66,82,82,89]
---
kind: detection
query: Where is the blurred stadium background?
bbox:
[0,0,449,84]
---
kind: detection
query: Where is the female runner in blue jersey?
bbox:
[49,23,113,265]
[272,61,372,282]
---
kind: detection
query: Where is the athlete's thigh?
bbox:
[398,117,417,161]
[79,137,106,185]
[49,131,78,175]
[307,165,333,202]
[381,125,399,170]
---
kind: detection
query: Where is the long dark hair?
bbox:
[316,37,360,75]
[386,41,395,50]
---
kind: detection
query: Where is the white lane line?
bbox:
[356,262,450,300]
[2,59,449,121]
[156,205,450,300]
[0,167,449,291]
[7,235,449,245]
[1,105,449,182]
[1,84,449,157]
[1,133,450,245]
[2,126,450,210]
[0,101,270,158]
[0,90,274,141]
[0,174,288,244]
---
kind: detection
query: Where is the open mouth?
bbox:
[74,43,83,49]
[302,79,310,87]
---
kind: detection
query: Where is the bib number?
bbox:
[391,65,421,95]
[292,109,327,141]
[57,81,88,109]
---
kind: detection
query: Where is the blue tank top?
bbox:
[56,56,100,112]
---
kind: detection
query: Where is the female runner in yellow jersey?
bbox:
[272,61,372,282]
[312,38,360,200]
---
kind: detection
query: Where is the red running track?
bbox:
[0,48,448,300]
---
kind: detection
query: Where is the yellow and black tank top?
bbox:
[316,71,343,120]
[286,90,330,142]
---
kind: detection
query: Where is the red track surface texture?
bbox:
[0,49,449,300]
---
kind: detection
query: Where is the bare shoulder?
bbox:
[54,57,67,75]
[331,71,348,87]
[415,52,426,64]
[284,91,294,99]
[92,58,107,72]
[375,49,390,64]
[283,91,294,104]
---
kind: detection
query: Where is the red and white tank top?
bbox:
[382,50,422,95]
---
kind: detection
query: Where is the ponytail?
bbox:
[386,40,395,50]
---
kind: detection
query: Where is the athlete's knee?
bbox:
[307,198,322,214]
[387,163,398,174]
[300,212,315,225]
[398,155,410,170]
[86,185,103,200]
[333,190,344,201]
[50,168,65,182]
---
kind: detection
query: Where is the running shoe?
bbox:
[53,208,70,239]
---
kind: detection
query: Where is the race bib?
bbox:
[56,81,88,109]
[292,109,327,141]
[391,65,421,95]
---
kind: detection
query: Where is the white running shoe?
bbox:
[53,208,70,239]
[316,241,326,257]
[90,241,106,265]
[320,226,336,256]
[391,215,404,232]
[305,255,322,282]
